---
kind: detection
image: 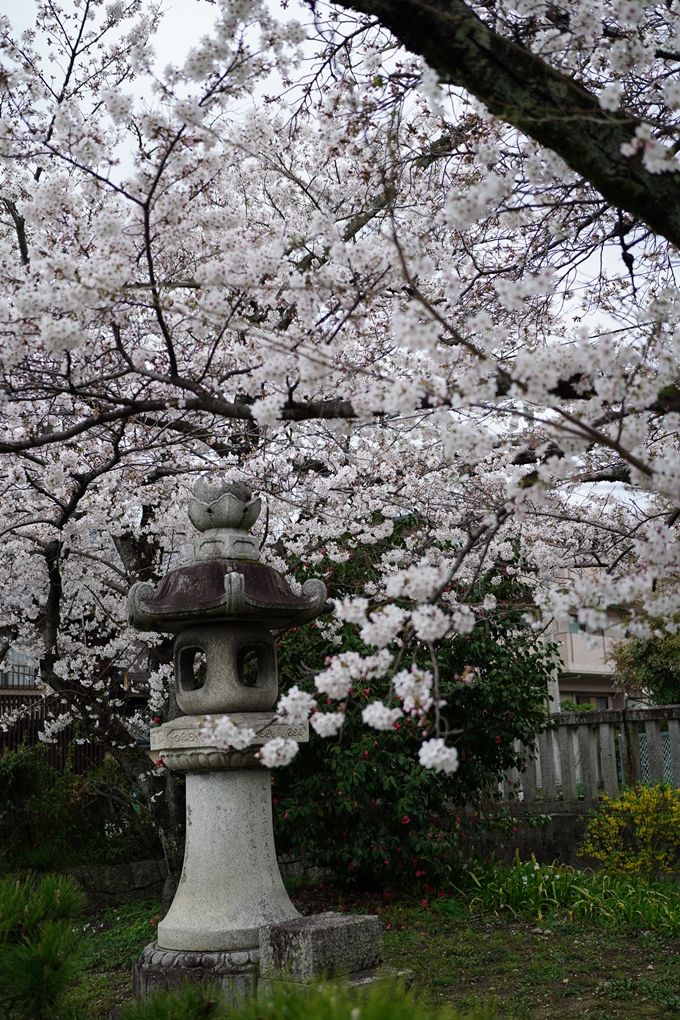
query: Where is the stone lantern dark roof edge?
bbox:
[127,557,329,633]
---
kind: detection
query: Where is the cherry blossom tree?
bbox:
[0,0,680,890]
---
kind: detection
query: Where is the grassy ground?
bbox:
[68,897,162,1019]
[381,903,680,1018]
[70,888,680,1019]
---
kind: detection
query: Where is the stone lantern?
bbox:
[128,478,383,999]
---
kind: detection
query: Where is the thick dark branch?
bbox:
[576,464,632,483]
[512,442,563,465]
[42,538,62,658]
[0,394,357,453]
[330,0,680,249]
[292,187,396,277]
[3,372,680,454]
[2,199,30,266]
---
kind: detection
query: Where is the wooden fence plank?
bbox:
[668,719,680,787]
[599,722,619,797]
[521,743,537,803]
[578,725,599,802]
[507,708,680,807]
[537,730,556,802]
[557,725,577,802]
[621,714,642,786]
[646,720,665,782]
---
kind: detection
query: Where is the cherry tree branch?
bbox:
[328,0,680,248]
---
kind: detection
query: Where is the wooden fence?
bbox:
[0,692,104,773]
[505,705,680,806]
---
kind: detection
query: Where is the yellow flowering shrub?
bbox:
[579,783,680,879]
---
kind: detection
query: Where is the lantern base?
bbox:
[132,939,411,1003]
[132,942,259,1002]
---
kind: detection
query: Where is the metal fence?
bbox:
[504,705,680,805]
[0,648,37,689]
[0,662,36,688]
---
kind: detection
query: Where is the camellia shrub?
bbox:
[273,524,557,891]
[579,783,680,879]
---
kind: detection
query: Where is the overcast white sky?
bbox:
[2,0,221,67]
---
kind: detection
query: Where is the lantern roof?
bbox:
[127,477,327,632]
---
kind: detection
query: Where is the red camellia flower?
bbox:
[401,815,410,825]
[495,736,501,743]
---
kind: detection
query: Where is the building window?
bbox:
[596,697,609,711]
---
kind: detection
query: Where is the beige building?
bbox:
[548,615,644,712]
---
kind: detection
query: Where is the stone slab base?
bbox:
[133,913,385,1001]
[259,912,383,982]
[132,942,259,1002]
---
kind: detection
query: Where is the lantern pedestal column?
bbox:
[158,767,298,952]
[132,714,305,998]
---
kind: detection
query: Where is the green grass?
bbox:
[447,853,680,936]
[117,980,493,1020]
[61,897,162,1020]
[80,897,163,971]
[62,869,680,1020]
[379,900,680,1018]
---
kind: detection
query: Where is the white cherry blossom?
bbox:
[411,605,451,642]
[257,738,300,768]
[2,0,680,786]
[393,666,434,714]
[310,711,346,737]
[361,701,404,730]
[199,716,257,751]
[418,739,460,774]
[276,685,317,724]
